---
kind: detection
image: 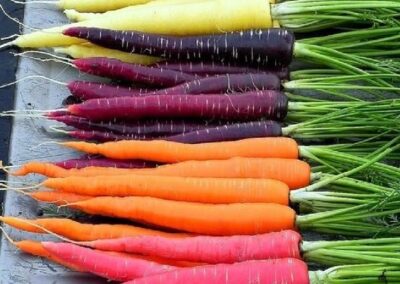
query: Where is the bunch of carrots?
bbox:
[0,0,400,283]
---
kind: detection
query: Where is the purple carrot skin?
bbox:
[124,259,310,284]
[152,62,290,79]
[66,90,288,121]
[69,73,282,100]
[50,116,215,136]
[64,28,295,68]
[67,81,151,100]
[55,156,157,169]
[84,230,302,264]
[73,58,198,87]
[42,242,176,282]
[166,121,282,144]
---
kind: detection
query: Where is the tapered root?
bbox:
[0,40,15,50]
[48,126,70,135]
[29,140,61,151]
[0,3,39,31]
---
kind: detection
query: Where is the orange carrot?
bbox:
[60,138,299,162]
[68,196,296,235]
[29,191,92,206]
[43,175,290,204]
[16,240,84,271]
[14,158,311,189]
[0,216,190,241]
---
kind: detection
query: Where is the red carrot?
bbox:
[83,230,301,264]
[54,156,157,169]
[64,28,295,67]
[73,58,198,87]
[65,90,288,121]
[42,242,177,281]
[124,258,309,284]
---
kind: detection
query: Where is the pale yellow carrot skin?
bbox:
[12,0,274,48]
[65,0,209,22]
[54,43,160,64]
[58,0,152,13]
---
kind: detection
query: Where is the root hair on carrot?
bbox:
[0,75,67,89]
[0,226,16,245]
[13,51,74,66]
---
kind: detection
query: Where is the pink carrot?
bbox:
[42,242,176,282]
[124,258,310,284]
[65,90,288,121]
[73,58,198,87]
[83,230,301,264]
[54,156,157,169]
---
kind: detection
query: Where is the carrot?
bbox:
[54,156,157,169]
[83,230,301,264]
[3,0,274,48]
[65,196,296,235]
[16,240,84,271]
[0,216,189,240]
[29,191,92,205]
[64,28,295,67]
[65,90,288,121]
[42,242,177,281]
[50,116,212,136]
[54,43,159,65]
[123,258,310,284]
[43,175,290,204]
[13,158,312,189]
[60,137,299,162]
[73,57,198,87]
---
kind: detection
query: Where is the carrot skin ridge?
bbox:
[64,28,295,68]
[66,90,288,121]
[42,242,177,281]
[73,57,198,87]
[69,196,297,235]
[43,174,290,204]
[123,258,310,284]
[85,230,301,264]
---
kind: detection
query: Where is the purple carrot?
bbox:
[50,115,215,135]
[152,62,290,79]
[157,73,282,95]
[67,81,151,100]
[65,90,288,121]
[64,28,295,67]
[67,73,282,100]
[73,58,198,87]
[54,156,157,169]
[166,121,282,144]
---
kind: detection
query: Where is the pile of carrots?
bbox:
[0,0,400,283]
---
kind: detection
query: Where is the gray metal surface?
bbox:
[0,4,105,283]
